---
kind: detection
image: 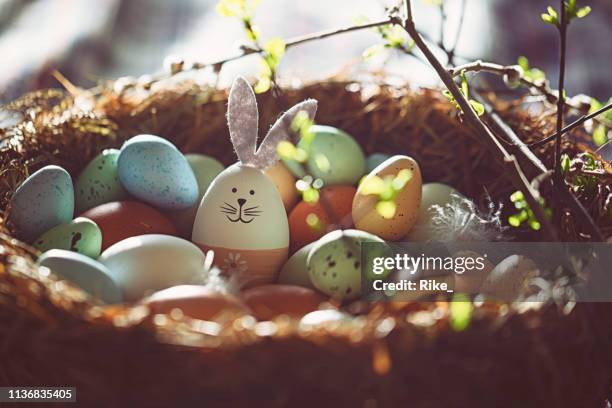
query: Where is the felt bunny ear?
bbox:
[228,77,259,166]
[251,99,318,170]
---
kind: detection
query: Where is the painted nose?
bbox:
[237,198,246,207]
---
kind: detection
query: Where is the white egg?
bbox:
[406,182,464,242]
[481,255,539,301]
[99,234,206,301]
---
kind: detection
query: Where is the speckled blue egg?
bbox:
[117,135,198,210]
[37,249,122,304]
[366,153,391,173]
[9,165,74,242]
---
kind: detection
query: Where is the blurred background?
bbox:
[0,0,610,103]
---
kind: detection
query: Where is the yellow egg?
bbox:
[352,155,422,241]
[265,162,298,212]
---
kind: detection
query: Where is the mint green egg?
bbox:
[168,154,225,238]
[34,217,102,258]
[307,229,392,300]
[75,149,128,213]
[284,125,365,186]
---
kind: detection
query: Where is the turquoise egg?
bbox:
[34,217,102,258]
[278,242,317,289]
[75,149,128,213]
[117,135,198,210]
[366,153,391,173]
[168,154,225,238]
[307,229,392,300]
[9,165,74,242]
[284,125,365,186]
[38,249,122,304]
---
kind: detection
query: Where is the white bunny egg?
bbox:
[192,77,318,287]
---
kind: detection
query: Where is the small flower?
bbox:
[223,252,248,275]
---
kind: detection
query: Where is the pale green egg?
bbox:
[75,149,128,213]
[38,249,122,304]
[278,242,316,289]
[168,154,225,238]
[283,125,365,186]
[307,229,392,300]
[34,217,103,258]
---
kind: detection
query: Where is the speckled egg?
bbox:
[278,242,316,288]
[118,134,198,210]
[99,234,206,301]
[406,183,464,242]
[307,229,391,300]
[168,154,225,237]
[352,155,422,241]
[284,125,365,185]
[9,165,74,242]
[34,217,102,258]
[75,149,128,213]
[365,153,391,173]
[38,249,122,304]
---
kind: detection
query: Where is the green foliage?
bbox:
[450,294,473,332]
[443,71,485,116]
[517,56,546,83]
[508,191,552,231]
[360,17,414,59]
[541,0,591,28]
[588,97,612,146]
[216,0,285,93]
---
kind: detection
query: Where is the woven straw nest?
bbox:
[0,78,611,407]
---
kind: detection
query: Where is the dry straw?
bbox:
[0,78,611,406]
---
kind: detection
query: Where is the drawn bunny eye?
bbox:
[232,187,237,193]
[249,190,255,195]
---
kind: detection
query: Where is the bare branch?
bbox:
[554,0,568,183]
[400,0,559,241]
[530,101,612,147]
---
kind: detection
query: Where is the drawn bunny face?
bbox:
[192,77,318,252]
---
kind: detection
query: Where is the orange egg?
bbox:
[80,201,177,250]
[241,284,327,320]
[265,162,299,212]
[143,285,250,321]
[288,185,355,252]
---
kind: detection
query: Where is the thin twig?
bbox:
[530,101,612,147]
[554,0,568,183]
[191,17,396,70]
[400,0,558,241]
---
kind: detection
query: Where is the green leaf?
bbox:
[363,44,385,59]
[469,100,485,116]
[575,6,591,18]
[450,294,473,331]
[263,38,286,65]
[593,125,608,146]
[510,191,525,202]
[561,153,571,174]
[517,56,530,71]
[508,215,522,227]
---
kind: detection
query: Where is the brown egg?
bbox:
[353,155,422,241]
[80,201,177,250]
[288,185,356,252]
[265,162,299,212]
[241,284,327,320]
[143,285,250,321]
